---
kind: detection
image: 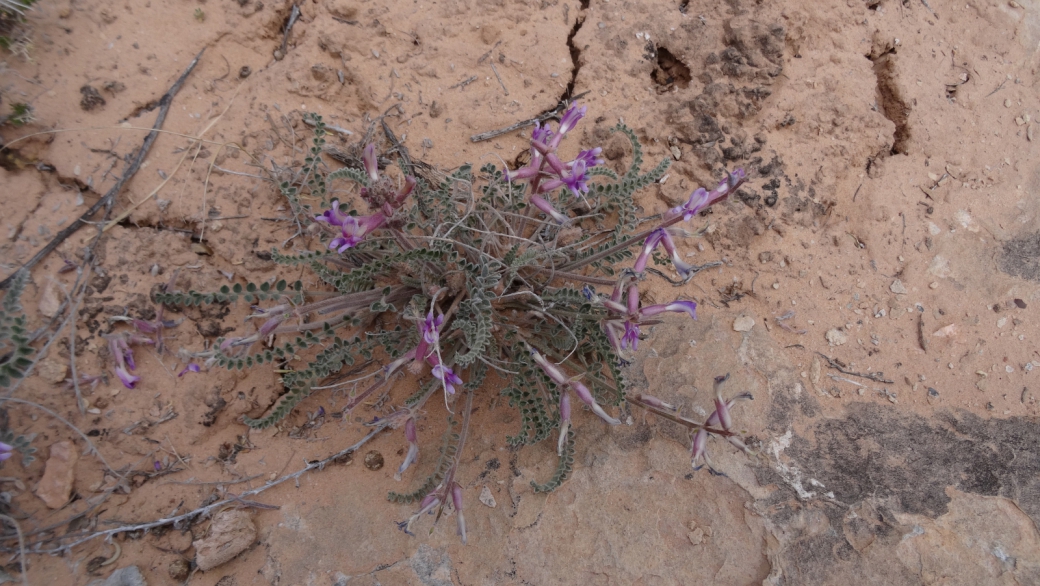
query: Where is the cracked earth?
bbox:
[2,0,1040,584]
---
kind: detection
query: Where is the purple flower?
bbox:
[542,159,591,199]
[714,395,733,431]
[626,283,640,315]
[530,346,619,425]
[690,428,709,470]
[0,442,13,462]
[603,320,624,353]
[391,176,418,208]
[431,364,462,395]
[505,165,541,182]
[397,417,420,478]
[106,333,146,389]
[177,363,201,377]
[529,194,570,225]
[571,147,604,169]
[363,143,379,182]
[503,121,553,182]
[656,229,697,278]
[315,200,350,226]
[642,300,698,321]
[132,319,158,334]
[672,187,710,221]
[558,391,572,455]
[529,347,568,386]
[219,336,243,352]
[637,394,676,411]
[549,104,587,149]
[451,483,467,544]
[667,169,747,221]
[531,120,554,147]
[621,320,640,351]
[633,229,666,272]
[115,365,140,389]
[328,213,386,252]
[414,308,445,365]
[571,380,621,425]
[421,310,445,346]
[258,314,285,338]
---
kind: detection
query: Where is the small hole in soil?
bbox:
[652,46,691,91]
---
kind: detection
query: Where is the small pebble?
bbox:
[929,282,938,289]
[890,280,908,295]
[825,328,848,346]
[479,486,497,508]
[169,559,191,582]
[733,315,755,332]
[1004,98,1012,108]
[364,451,384,470]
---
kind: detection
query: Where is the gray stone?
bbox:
[86,566,146,586]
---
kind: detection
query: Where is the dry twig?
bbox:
[0,48,206,290]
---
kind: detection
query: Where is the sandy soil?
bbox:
[1,0,1039,584]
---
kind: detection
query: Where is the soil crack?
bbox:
[562,0,590,100]
[867,46,910,155]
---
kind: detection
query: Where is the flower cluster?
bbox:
[528,345,621,453]
[104,332,153,389]
[411,305,462,396]
[632,375,752,473]
[691,376,753,471]
[400,480,468,544]
[506,104,604,224]
[314,144,416,252]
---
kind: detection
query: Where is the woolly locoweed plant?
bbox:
[155,104,753,542]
